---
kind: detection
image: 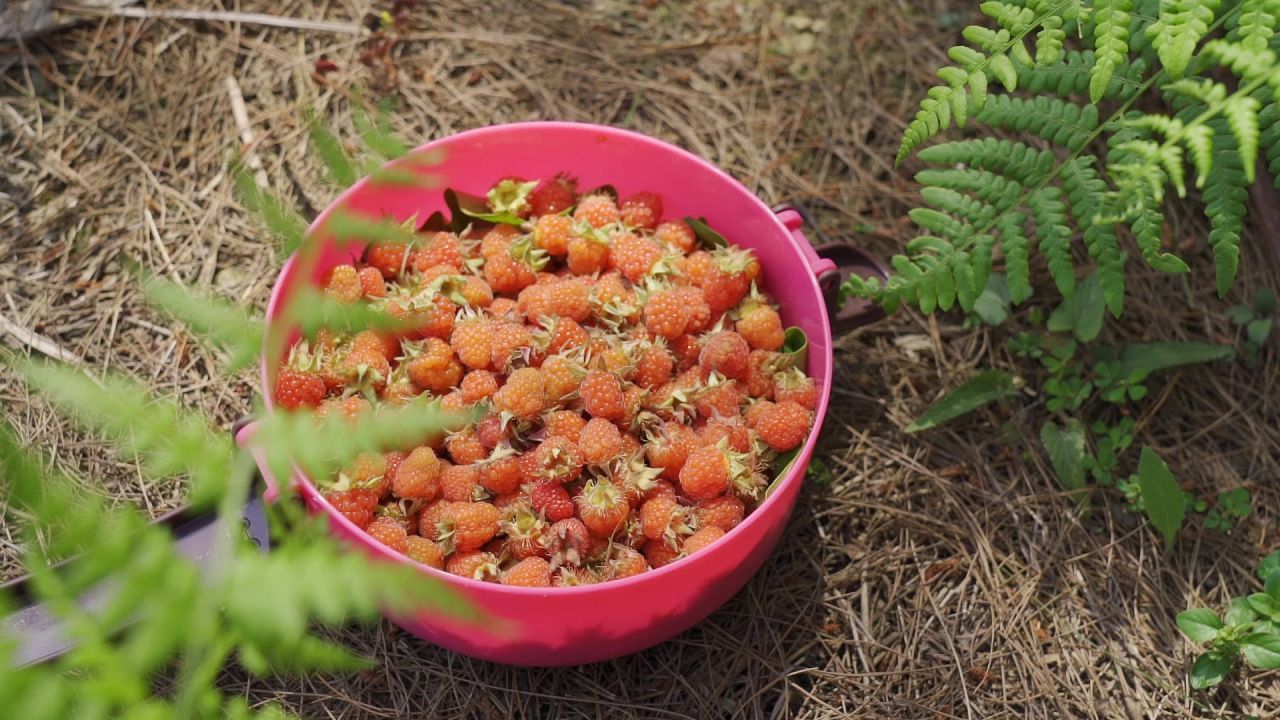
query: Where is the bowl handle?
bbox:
[773,203,889,333]
[234,419,284,503]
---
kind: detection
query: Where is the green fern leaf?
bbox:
[233,167,306,259]
[1147,0,1221,79]
[909,208,968,239]
[305,111,357,188]
[1091,0,1134,103]
[1261,101,1280,186]
[1223,94,1262,180]
[1131,198,1190,272]
[1029,186,1077,297]
[1202,38,1279,83]
[143,277,261,371]
[1231,0,1278,52]
[1017,49,1148,98]
[1033,0,1070,65]
[973,94,1099,151]
[1202,117,1248,295]
[1060,158,1127,316]
[920,186,999,225]
[917,138,1057,185]
[351,100,410,160]
[916,168,1027,210]
[983,1,1039,34]
[998,212,1034,304]
[971,234,998,296]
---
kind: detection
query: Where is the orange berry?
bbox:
[503,557,552,587]
[404,536,445,569]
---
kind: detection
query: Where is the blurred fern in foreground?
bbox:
[0,100,473,718]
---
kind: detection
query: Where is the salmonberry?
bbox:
[535,213,574,256]
[450,312,493,370]
[566,234,609,275]
[367,518,410,554]
[773,368,817,409]
[639,494,696,544]
[460,369,499,403]
[578,418,624,464]
[679,443,738,500]
[503,557,553,587]
[696,495,745,531]
[619,191,663,230]
[489,321,535,371]
[358,266,386,298]
[544,517,591,568]
[324,264,362,303]
[573,194,620,228]
[366,242,411,279]
[609,232,662,282]
[642,289,689,340]
[393,447,441,500]
[493,367,547,419]
[274,368,326,410]
[501,503,549,559]
[325,488,379,530]
[682,525,725,555]
[529,436,584,484]
[404,536,445,569]
[580,370,625,420]
[436,501,501,554]
[544,410,588,441]
[404,338,463,393]
[744,350,778,399]
[531,481,575,522]
[736,298,784,351]
[575,478,631,538]
[608,544,650,579]
[654,220,696,252]
[445,431,487,466]
[699,331,751,381]
[635,343,675,389]
[446,551,500,581]
[645,422,701,480]
[644,539,682,568]
[529,175,577,216]
[754,399,812,451]
[480,453,523,495]
[413,231,465,271]
[541,353,584,404]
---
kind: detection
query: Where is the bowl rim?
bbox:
[259,119,834,597]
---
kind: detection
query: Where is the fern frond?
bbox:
[920,186,1000,226]
[1202,37,1280,82]
[918,138,1057,184]
[143,277,262,371]
[1016,49,1150,98]
[973,94,1099,151]
[1029,186,1077,296]
[351,99,409,160]
[909,208,973,241]
[1059,157,1127,316]
[1202,117,1248,295]
[916,167,1027,210]
[233,167,306,260]
[897,1,1079,163]
[1030,0,1078,65]
[305,110,357,188]
[998,212,1034,303]
[1147,0,1221,79]
[1131,196,1191,271]
[1229,0,1278,52]
[1091,0,1135,102]
[1261,100,1280,185]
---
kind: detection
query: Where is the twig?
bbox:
[224,75,269,188]
[144,207,183,285]
[1249,160,1280,266]
[0,311,86,366]
[56,4,362,35]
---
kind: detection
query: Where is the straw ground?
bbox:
[2,1,1277,717]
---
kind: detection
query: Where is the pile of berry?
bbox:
[275,177,817,587]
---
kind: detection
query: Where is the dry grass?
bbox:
[2,1,1278,717]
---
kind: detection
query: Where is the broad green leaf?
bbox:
[766,447,803,499]
[1047,271,1105,341]
[1247,317,1273,345]
[1040,419,1087,492]
[781,327,809,369]
[685,216,729,249]
[905,370,1017,432]
[1177,608,1224,642]
[1190,651,1235,689]
[1108,342,1235,377]
[1137,446,1186,550]
[1247,593,1280,620]
[972,273,1010,326]
[1259,549,1280,581]
[1226,597,1259,627]
[1242,634,1280,669]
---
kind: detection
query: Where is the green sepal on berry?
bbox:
[508,233,550,271]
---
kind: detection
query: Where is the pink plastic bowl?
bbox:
[241,121,837,666]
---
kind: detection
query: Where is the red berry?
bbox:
[436,501,501,554]
[754,399,812,451]
[324,264,362,303]
[273,369,326,410]
[578,417,625,464]
[699,331,751,381]
[392,447,441,500]
[366,242,412,279]
[413,231,465,271]
[773,368,817,409]
[743,350,778,399]
[682,525,725,555]
[324,488,379,530]
[573,195,620,228]
[367,518,410,554]
[446,551,500,581]
[655,220,696,252]
[529,436,584,484]
[580,370,625,421]
[545,517,591,568]
[679,444,733,500]
[574,478,631,538]
[696,495,744,531]
[619,191,663,230]
[529,176,577,216]
[609,231,663,282]
[405,536,445,569]
[503,556,553,587]
[644,539,682,568]
[531,481,575,521]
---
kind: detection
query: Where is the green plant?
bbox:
[906,271,1235,543]
[845,0,1280,314]
[1227,287,1276,363]
[1178,553,1280,688]
[0,102,473,718]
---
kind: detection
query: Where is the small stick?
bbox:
[0,311,86,366]
[58,5,361,35]
[224,75,270,188]
[144,207,183,285]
